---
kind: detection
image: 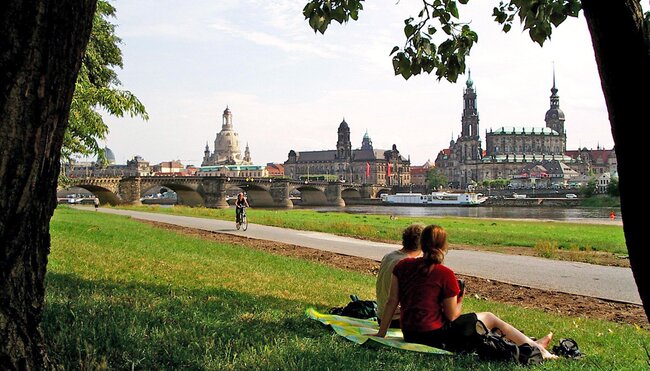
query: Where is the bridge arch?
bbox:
[341,187,362,200]
[288,184,328,206]
[140,182,204,207]
[228,182,276,207]
[70,184,121,205]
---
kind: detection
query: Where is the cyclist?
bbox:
[235,192,249,226]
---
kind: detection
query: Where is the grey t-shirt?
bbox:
[376,250,408,320]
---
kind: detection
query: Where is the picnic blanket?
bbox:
[305,307,452,355]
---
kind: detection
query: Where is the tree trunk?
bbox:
[582,0,650,321]
[0,1,97,369]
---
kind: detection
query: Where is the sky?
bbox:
[100,0,630,167]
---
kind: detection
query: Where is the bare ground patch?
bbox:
[139,220,647,330]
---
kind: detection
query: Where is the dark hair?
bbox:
[420,225,448,268]
[402,223,425,252]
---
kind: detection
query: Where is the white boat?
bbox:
[380,192,487,206]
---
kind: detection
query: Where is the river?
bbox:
[295,205,622,224]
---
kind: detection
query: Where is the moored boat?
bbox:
[380,192,487,206]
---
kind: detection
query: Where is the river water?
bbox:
[296,205,622,224]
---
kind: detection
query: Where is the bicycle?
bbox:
[236,206,248,231]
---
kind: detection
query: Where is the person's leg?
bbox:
[476,312,557,359]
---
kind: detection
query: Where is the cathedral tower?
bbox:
[336,119,352,159]
[459,71,482,163]
[545,67,566,152]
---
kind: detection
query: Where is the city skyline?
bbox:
[98,1,633,166]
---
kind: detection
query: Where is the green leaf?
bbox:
[404,24,416,37]
[549,10,567,27]
[503,23,511,33]
[448,1,459,19]
[390,46,399,55]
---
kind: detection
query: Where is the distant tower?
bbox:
[222,105,233,130]
[545,66,566,152]
[361,129,373,150]
[243,142,251,164]
[336,119,352,159]
[202,106,246,166]
[459,70,482,162]
[203,142,210,164]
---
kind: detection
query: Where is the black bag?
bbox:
[474,320,544,366]
[329,295,378,320]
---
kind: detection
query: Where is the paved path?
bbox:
[96,208,641,305]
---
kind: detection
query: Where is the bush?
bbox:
[534,240,558,259]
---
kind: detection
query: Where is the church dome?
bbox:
[545,108,565,121]
[338,119,349,130]
[101,147,115,164]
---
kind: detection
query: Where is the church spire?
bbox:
[550,63,560,109]
[466,69,474,88]
[545,64,566,139]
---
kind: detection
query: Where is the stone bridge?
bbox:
[68,176,390,208]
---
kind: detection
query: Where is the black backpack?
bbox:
[329,295,378,320]
[474,320,544,366]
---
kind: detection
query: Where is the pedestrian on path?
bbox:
[94,197,99,211]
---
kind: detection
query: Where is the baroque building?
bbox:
[284,120,411,186]
[202,107,252,166]
[436,71,612,189]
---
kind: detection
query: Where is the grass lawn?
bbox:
[115,205,627,255]
[45,207,646,370]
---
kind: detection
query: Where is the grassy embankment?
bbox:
[45,207,647,369]
[580,195,621,208]
[116,205,628,260]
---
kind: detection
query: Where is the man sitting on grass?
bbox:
[375,223,424,329]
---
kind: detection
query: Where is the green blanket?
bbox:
[305,307,452,355]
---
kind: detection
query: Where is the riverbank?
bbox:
[46,208,648,369]
[112,205,628,266]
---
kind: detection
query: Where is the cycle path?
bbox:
[96,208,641,305]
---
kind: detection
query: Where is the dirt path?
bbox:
[140,220,647,330]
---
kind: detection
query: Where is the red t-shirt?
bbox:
[393,258,460,332]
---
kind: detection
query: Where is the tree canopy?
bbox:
[63,0,147,163]
[303,0,647,82]
[426,167,448,191]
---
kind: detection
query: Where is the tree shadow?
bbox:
[42,273,527,370]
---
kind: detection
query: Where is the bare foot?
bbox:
[541,349,559,360]
[536,332,553,349]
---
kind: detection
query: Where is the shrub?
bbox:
[534,240,558,259]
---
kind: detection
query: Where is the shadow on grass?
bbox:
[42,272,534,370]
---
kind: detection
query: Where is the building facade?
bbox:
[197,165,269,178]
[202,107,252,166]
[284,121,411,186]
[435,71,615,189]
[64,149,153,178]
[410,160,434,187]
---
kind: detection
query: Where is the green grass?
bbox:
[44,207,647,370]
[115,205,627,254]
[580,195,621,208]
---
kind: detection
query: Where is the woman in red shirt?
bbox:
[374,225,556,359]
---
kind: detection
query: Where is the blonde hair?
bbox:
[420,225,448,265]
